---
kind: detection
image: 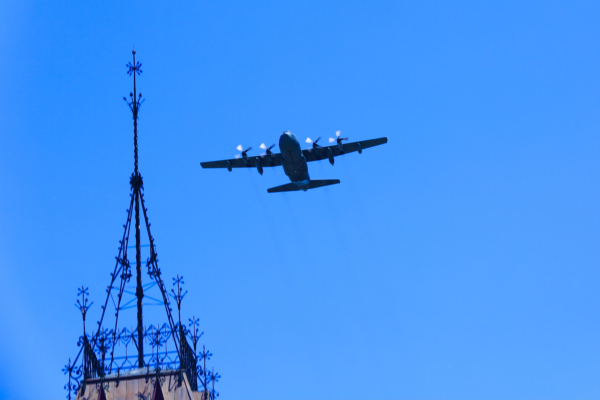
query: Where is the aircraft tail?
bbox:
[267,179,340,193]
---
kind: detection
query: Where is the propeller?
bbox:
[260,143,275,157]
[305,137,322,151]
[329,130,348,144]
[235,145,253,159]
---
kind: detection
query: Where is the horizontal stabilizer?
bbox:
[267,183,300,193]
[267,179,340,193]
[308,179,341,189]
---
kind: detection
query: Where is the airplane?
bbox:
[200,130,388,193]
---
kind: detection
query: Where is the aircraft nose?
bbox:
[279,131,292,146]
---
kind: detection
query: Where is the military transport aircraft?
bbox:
[200,131,388,193]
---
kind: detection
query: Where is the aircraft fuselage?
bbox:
[279,131,310,190]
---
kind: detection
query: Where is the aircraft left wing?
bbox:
[200,153,282,170]
[302,137,388,162]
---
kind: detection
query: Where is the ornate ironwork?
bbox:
[64,51,219,399]
[208,368,221,400]
[82,335,104,379]
[171,275,188,329]
[75,287,93,337]
[188,317,204,353]
[126,60,142,76]
[197,345,213,394]
[63,358,83,399]
[180,326,198,391]
[67,322,212,383]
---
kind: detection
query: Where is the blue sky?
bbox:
[1,1,599,399]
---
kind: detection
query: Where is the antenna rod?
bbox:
[129,49,145,368]
[133,50,139,176]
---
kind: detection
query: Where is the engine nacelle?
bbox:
[328,148,334,165]
[256,157,263,175]
[226,161,232,172]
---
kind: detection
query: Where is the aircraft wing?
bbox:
[302,137,388,162]
[200,153,283,169]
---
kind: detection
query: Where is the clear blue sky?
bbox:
[1,1,599,399]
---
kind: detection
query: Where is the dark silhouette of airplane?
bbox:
[200,131,387,193]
